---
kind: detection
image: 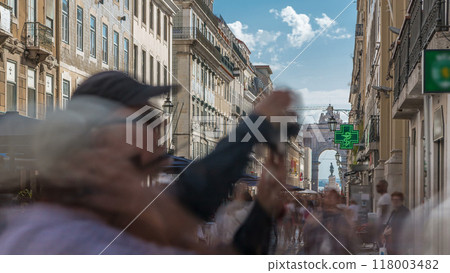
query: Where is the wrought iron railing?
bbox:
[173,27,221,61]
[369,115,379,143]
[409,0,422,75]
[233,42,247,65]
[393,0,446,103]
[24,22,53,52]
[422,0,446,45]
[193,0,219,26]
[221,55,234,74]
[393,21,409,103]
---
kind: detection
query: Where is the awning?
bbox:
[0,111,40,137]
[0,112,40,159]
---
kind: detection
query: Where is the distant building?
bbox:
[171,0,261,160]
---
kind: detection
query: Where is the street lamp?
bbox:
[328,116,338,132]
[163,96,174,115]
[335,152,340,162]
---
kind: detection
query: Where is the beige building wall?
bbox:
[59,0,133,108]
[349,0,409,209]
[0,0,58,119]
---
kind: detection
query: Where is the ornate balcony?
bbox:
[392,0,445,119]
[23,22,53,63]
[232,43,247,66]
[220,55,234,75]
[173,27,221,61]
[193,0,218,26]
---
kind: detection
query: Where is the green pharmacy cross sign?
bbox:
[424,49,450,93]
[334,124,359,150]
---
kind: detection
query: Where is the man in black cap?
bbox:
[70,71,298,252]
[0,71,297,254]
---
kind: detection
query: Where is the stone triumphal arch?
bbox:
[302,105,348,191]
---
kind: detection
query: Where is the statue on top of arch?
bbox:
[319,104,343,124]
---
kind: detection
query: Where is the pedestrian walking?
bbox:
[383,192,410,255]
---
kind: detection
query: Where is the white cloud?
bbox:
[228,21,255,49]
[278,6,315,48]
[271,7,352,48]
[228,21,281,51]
[315,13,336,30]
[328,33,352,39]
[269,9,279,16]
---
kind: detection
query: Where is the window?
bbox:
[157,61,161,86]
[28,0,36,22]
[149,2,154,30]
[142,0,146,24]
[150,55,154,85]
[90,16,96,57]
[77,6,83,51]
[124,38,129,74]
[62,80,70,109]
[133,45,138,79]
[8,0,17,17]
[6,61,17,111]
[124,0,129,10]
[157,9,161,36]
[62,0,69,43]
[46,75,54,115]
[134,0,138,17]
[113,31,119,69]
[46,17,53,30]
[142,50,146,83]
[102,24,108,64]
[164,65,167,85]
[27,69,36,118]
[163,15,167,41]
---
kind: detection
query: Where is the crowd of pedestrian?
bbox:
[0,71,429,255]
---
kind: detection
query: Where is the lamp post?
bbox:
[328,116,338,132]
[163,96,174,154]
[335,152,340,162]
[163,96,174,115]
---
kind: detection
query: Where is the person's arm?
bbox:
[170,91,294,221]
[232,153,285,255]
[170,113,278,220]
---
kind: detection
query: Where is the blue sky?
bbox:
[214,0,356,116]
[214,0,356,179]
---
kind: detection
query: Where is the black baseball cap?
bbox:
[72,71,173,107]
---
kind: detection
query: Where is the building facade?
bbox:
[59,0,133,109]
[348,0,409,209]
[350,0,450,253]
[0,0,179,119]
[171,0,260,160]
[132,0,178,110]
[0,0,58,119]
